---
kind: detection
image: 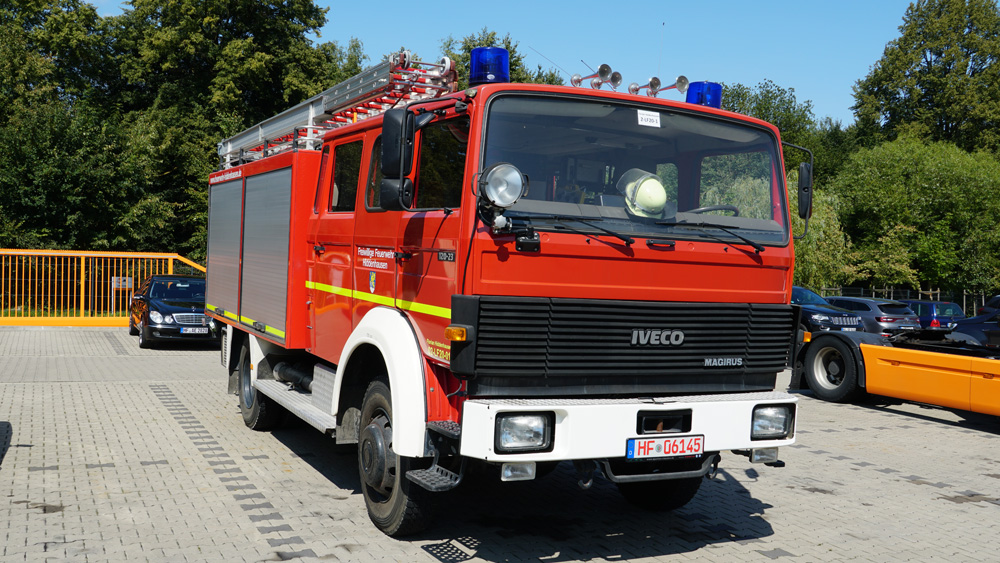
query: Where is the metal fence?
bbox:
[0,249,205,326]
[819,286,995,316]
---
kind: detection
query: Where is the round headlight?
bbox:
[480,162,527,208]
[149,311,163,323]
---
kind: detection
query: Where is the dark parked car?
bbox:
[791,286,865,333]
[825,296,921,337]
[953,311,1000,347]
[129,275,219,348]
[897,299,965,329]
[977,295,1000,316]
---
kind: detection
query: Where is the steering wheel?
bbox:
[686,204,739,216]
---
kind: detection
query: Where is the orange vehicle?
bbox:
[205,48,813,535]
[794,329,1000,415]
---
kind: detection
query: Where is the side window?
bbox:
[314,145,331,214]
[414,117,469,209]
[366,137,383,209]
[331,141,363,212]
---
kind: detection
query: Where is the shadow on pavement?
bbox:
[264,414,776,561]
[0,421,11,467]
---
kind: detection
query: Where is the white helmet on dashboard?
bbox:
[617,168,668,218]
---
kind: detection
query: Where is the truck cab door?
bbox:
[352,134,400,327]
[394,116,469,363]
[307,136,365,361]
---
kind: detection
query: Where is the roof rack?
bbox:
[217,51,457,169]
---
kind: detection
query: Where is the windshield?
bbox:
[482,95,788,245]
[791,287,828,306]
[150,279,206,301]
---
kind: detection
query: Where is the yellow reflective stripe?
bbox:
[306,281,451,319]
[396,299,451,319]
[237,314,285,339]
[206,303,238,321]
[305,280,351,298]
[353,289,396,308]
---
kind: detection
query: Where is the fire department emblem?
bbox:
[369,271,376,294]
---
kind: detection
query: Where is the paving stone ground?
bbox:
[1,326,998,562]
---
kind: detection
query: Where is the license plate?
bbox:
[842,328,857,331]
[626,435,704,459]
[181,327,209,334]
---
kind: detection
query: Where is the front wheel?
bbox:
[804,337,861,402]
[137,322,152,349]
[617,476,703,511]
[358,379,429,536]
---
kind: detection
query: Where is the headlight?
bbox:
[149,311,163,324]
[495,412,553,453]
[751,405,794,440]
[480,162,527,208]
[810,314,830,323]
[163,314,174,324]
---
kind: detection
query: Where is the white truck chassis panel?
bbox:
[460,392,797,462]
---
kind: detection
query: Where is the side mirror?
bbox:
[797,162,813,220]
[381,108,415,179]
[379,177,414,211]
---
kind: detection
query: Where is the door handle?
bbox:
[313,244,326,254]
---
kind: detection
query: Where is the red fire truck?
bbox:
[206,48,813,536]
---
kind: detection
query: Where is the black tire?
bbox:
[358,379,429,536]
[617,476,703,511]
[137,322,153,349]
[804,337,861,402]
[128,316,139,336]
[238,342,282,430]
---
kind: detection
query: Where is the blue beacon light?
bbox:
[686,81,723,109]
[469,47,510,86]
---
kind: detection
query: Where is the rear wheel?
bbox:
[358,379,429,536]
[238,342,281,430]
[617,476,703,511]
[804,338,860,402]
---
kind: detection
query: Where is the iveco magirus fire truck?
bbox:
[206,47,814,536]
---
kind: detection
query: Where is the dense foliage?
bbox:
[2,0,998,296]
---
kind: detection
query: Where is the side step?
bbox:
[406,420,463,492]
[255,380,337,433]
[406,464,462,492]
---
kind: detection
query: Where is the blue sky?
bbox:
[91,0,916,125]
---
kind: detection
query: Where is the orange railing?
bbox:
[0,249,205,327]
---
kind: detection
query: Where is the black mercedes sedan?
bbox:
[129,275,219,348]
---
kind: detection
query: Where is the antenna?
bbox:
[528,45,569,78]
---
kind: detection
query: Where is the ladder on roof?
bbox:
[217,51,457,169]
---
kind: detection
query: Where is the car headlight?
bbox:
[751,405,794,440]
[495,412,554,453]
[810,314,830,323]
[149,311,163,324]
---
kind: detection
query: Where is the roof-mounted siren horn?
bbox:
[571,64,619,90]
[628,75,688,98]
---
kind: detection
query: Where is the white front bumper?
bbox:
[459,392,797,462]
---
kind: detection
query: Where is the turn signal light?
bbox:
[444,325,467,341]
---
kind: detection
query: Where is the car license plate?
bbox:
[842,328,857,331]
[626,435,704,459]
[181,327,209,334]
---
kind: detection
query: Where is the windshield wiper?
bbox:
[655,220,765,254]
[516,214,635,247]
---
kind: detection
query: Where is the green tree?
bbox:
[723,79,815,149]
[829,135,1000,291]
[853,0,1000,152]
[441,28,563,91]
[787,177,858,289]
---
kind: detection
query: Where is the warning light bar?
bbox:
[217,51,457,169]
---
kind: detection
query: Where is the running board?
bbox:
[254,380,337,432]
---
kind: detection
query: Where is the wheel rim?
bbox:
[360,408,397,503]
[812,346,846,390]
